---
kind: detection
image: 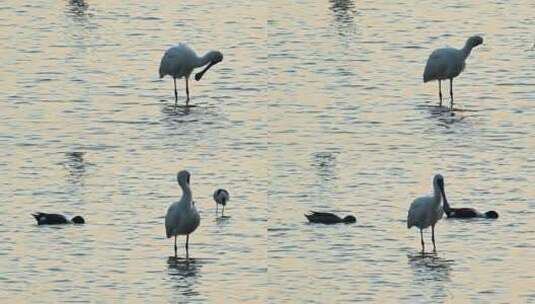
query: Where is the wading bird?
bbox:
[159,43,223,107]
[165,170,200,259]
[423,35,483,110]
[407,174,446,252]
[213,188,230,216]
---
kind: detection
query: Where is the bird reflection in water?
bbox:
[329,0,358,37]
[167,257,203,297]
[62,152,87,185]
[408,252,452,282]
[67,0,90,19]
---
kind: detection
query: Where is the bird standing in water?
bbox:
[423,35,483,110]
[165,170,200,259]
[407,174,446,252]
[159,43,223,108]
[213,188,230,216]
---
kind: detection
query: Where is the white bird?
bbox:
[159,43,223,108]
[423,35,483,110]
[407,174,446,252]
[165,170,200,258]
[213,188,230,216]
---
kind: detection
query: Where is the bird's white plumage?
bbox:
[407,174,446,251]
[159,43,201,79]
[423,47,466,82]
[165,171,200,239]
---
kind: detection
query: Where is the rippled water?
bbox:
[1,0,534,303]
[1,0,266,302]
[267,0,534,303]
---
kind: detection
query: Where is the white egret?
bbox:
[159,43,223,107]
[407,174,446,252]
[213,188,229,216]
[423,35,483,110]
[165,170,200,258]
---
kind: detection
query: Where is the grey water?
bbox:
[1,0,534,303]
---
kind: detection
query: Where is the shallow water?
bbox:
[267,0,534,303]
[1,0,534,303]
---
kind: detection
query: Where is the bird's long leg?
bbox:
[174,235,178,258]
[216,204,218,215]
[438,80,443,107]
[449,78,454,110]
[420,229,425,253]
[185,77,190,107]
[185,234,190,260]
[222,205,225,217]
[173,77,178,109]
[431,224,437,252]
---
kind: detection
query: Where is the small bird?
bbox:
[443,197,498,219]
[32,212,85,225]
[213,189,230,216]
[165,170,200,259]
[423,35,483,110]
[159,43,223,108]
[305,211,356,224]
[407,174,446,252]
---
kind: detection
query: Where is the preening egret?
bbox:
[443,196,498,219]
[213,188,229,216]
[32,212,85,225]
[165,170,200,258]
[407,174,446,252]
[304,211,356,224]
[159,43,223,107]
[423,35,483,110]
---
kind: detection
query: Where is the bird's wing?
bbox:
[165,203,180,238]
[423,50,449,82]
[407,197,428,228]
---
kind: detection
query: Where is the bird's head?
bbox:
[485,211,499,219]
[177,170,191,186]
[467,35,483,48]
[72,216,85,224]
[195,51,223,81]
[343,215,356,223]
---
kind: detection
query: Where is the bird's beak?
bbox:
[439,182,448,205]
[195,61,217,81]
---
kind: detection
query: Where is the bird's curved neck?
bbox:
[461,42,474,59]
[195,52,212,68]
[179,182,192,205]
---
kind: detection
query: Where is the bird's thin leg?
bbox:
[216,204,218,215]
[185,234,190,260]
[449,78,454,111]
[185,77,190,107]
[432,224,437,252]
[174,235,178,258]
[438,80,442,107]
[222,205,225,217]
[173,77,178,109]
[420,229,425,253]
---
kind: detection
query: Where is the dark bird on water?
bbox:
[32,212,85,225]
[443,197,498,219]
[305,211,356,224]
[213,188,230,216]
